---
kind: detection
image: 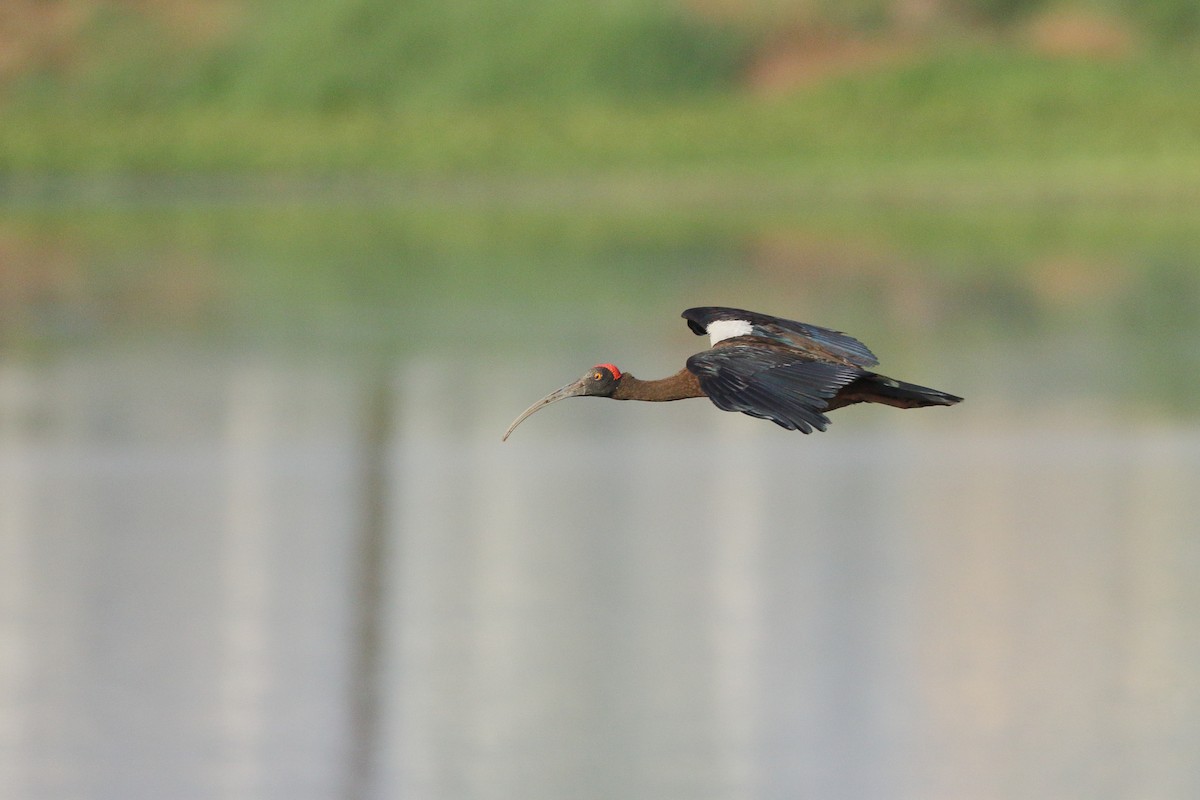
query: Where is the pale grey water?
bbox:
[1,349,1198,800]
[1,192,1199,799]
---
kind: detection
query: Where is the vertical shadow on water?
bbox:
[343,369,392,800]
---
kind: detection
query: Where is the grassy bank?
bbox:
[5,52,1200,183]
[4,1,1200,191]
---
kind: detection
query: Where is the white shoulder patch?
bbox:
[707,319,753,346]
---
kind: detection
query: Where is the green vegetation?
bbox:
[2,0,1199,180]
[5,51,1200,180]
[6,0,751,112]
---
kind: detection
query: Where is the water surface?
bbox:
[1,185,1198,800]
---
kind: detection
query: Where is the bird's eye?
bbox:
[593,372,603,381]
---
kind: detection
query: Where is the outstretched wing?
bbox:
[682,306,878,368]
[686,344,861,433]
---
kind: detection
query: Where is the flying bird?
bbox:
[502,306,962,440]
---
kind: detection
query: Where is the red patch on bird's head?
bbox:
[595,363,621,380]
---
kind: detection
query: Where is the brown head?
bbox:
[501,364,622,441]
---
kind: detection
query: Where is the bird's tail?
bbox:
[861,374,963,409]
[824,373,962,412]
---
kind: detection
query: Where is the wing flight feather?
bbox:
[686,345,860,433]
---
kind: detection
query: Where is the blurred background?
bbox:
[2,1,1199,798]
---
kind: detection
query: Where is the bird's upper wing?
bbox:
[682,306,878,368]
[686,344,861,433]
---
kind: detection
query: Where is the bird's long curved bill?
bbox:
[501,380,585,441]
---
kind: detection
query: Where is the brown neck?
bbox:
[612,369,705,402]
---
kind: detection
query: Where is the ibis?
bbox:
[502,306,962,440]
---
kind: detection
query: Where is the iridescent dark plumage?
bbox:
[502,306,962,440]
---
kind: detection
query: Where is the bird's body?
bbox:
[502,306,961,440]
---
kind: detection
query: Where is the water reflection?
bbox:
[2,188,1199,800]
[2,348,1196,800]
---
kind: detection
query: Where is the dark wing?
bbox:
[686,344,862,433]
[682,306,878,368]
